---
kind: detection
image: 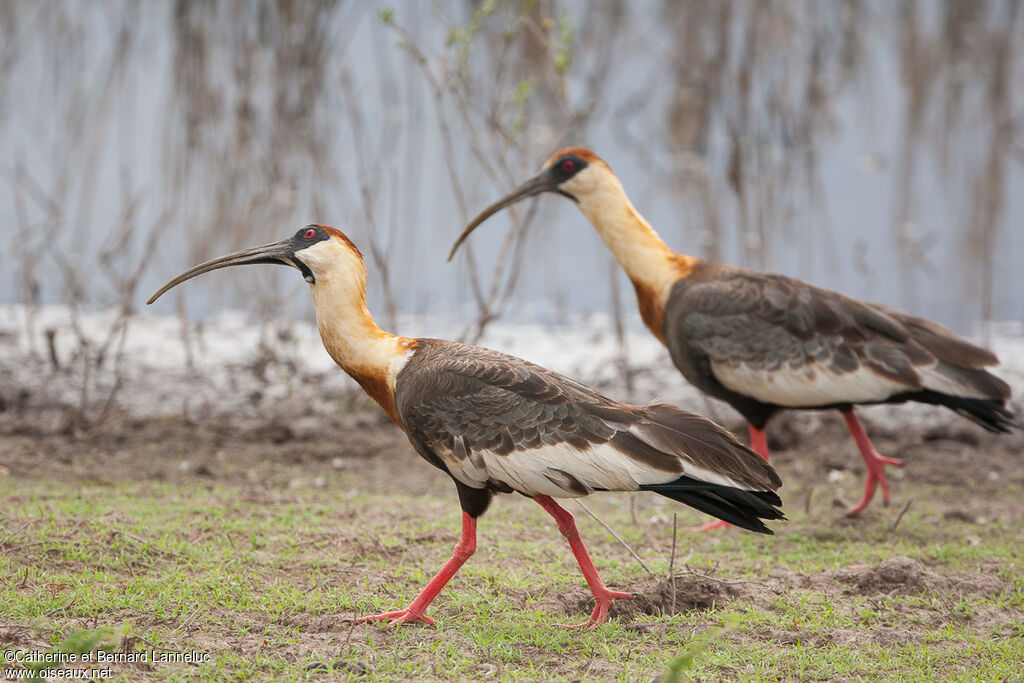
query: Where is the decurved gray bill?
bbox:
[147,239,295,305]
[446,173,557,262]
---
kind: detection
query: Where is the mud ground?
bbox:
[1,404,1022,680]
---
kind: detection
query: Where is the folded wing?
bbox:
[394,340,784,532]
[670,267,1013,431]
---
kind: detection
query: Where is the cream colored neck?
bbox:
[575,176,694,295]
[309,267,413,390]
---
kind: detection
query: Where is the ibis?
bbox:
[449,148,1016,520]
[148,224,784,628]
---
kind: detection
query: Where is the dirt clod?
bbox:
[332,659,371,676]
[640,575,739,614]
[944,509,978,523]
[559,574,742,621]
[835,556,1008,599]
[847,556,926,595]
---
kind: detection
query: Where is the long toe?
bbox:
[866,452,899,505]
[559,618,598,630]
[557,603,601,630]
[559,605,605,630]
[843,412,905,514]
[352,611,402,623]
[877,469,893,505]
[847,471,879,517]
[559,589,633,629]
[354,609,435,627]
[387,612,436,628]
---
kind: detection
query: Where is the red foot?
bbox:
[846,455,905,516]
[353,609,436,628]
[352,512,477,628]
[843,411,905,517]
[533,496,636,628]
[559,589,634,629]
[692,519,732,532]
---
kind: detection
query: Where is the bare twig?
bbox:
[46,598,78,618]
[173,610,204,634]
[669,513,678,614]
[683,564,768,588]
[110,529,182,559]
[889,500,914,533]
[0,520,33,548]
[573,500,654,577]
[342,609,359,654]
[109,529,158,548]
[125,635,185,656]
[4,541,46,553]
[44,329,60,371]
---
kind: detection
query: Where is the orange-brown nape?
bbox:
[319,225,363,258]
[544,146,609,168]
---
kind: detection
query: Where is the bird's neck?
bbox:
[577,179,697,342]
[310,272,415,425]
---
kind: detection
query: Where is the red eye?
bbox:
[561,159,575,173]
[304,228,316,239]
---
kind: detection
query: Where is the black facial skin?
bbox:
[293,224,330,249]
[548,154,588,185]
[291,225,331,283]
[288,227,331,282]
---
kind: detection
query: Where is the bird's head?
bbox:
[447,147,615,261]
[147,224,365,305]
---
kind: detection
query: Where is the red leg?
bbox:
[842,410,904,516]
[354,512,476,627]
[534,496,633,628]
[695,424,771,532]
[748,424,770,460]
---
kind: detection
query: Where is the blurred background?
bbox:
[1,0,1022,431]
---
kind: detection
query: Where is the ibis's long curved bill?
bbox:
[446,172,575,262]
[147,239,298,304]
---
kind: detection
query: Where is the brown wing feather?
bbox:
[667,264,1011,410]
[877,306,997,367]
[628,404,781,490]
[393,340,784,496]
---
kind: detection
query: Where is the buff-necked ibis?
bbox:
[449,148,1016,520]
[148,224,784,628]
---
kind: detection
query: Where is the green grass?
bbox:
[2,474,1022,681]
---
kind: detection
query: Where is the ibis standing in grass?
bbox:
[149,224,784,628]
[449,148,1016,520]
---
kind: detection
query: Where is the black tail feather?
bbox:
[902,391,1018,433]
[950,400,1017,433]
[639,476,785,534]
